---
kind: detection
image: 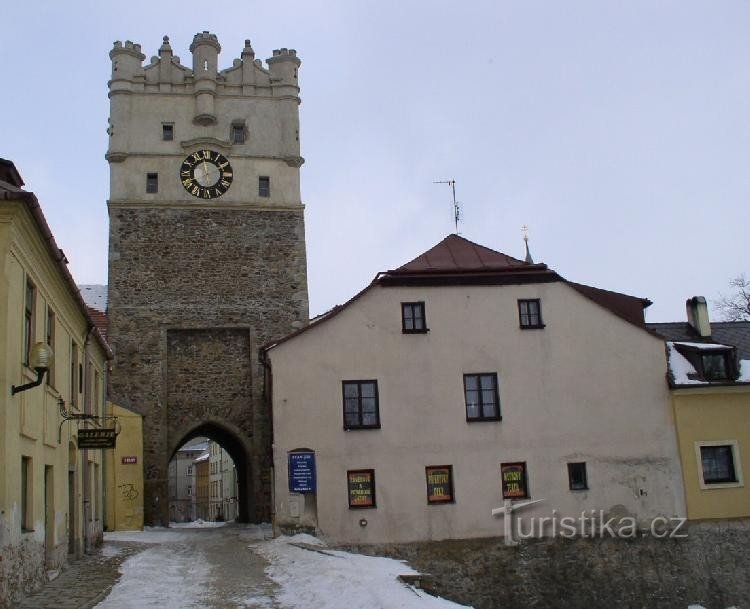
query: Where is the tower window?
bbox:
[162,124,174,141]
[568,462,588,490]
[258,176,270,197]
[231,124,245,144]
[146,173,158,193]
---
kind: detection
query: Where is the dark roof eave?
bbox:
[377,269,561,287]
[1,189,112,358]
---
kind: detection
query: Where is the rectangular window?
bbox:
[70,341,79,407]
[46,307,55,387]
[23,279,36,366]
[702,353,729,381]
[347,469,376,508]
[146,173,159,193]
[426,465,454,504]
[187,466,192,476]
[21,456,32,531]
[231,124,245,144]
[258,176,270,197]
[402,302,427,333]
[518,299,543,329]
[501,462,529,499]
[162,124,174,141]
[463,373,501,421]
[187,485,192,496]
[568,462,588,490]
[342,380,380,429]
[700,445,737,484]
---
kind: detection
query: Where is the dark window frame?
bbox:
[518,298,544,329]
[567,462,588,491]
[146,173,159,194]
[700,445,738,485]
[231,123,246,144]
[21,456,32,532]
[425,465,455,505]
[401,301,428,333]
[463,373,501,422]
[23,278,36,366]
[342,380,381,430]
[347,469,376,509]
[701,352,731,381]
[162,123,174,141]
[258,176,270,197]
[45,306,55,387]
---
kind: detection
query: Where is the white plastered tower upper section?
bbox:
[107,32,303,207]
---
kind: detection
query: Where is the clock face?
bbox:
[180,150,233,199]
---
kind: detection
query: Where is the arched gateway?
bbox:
[105,33,308,526]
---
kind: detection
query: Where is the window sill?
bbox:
[569,487,589,492]
[520,324,546,330]
[699,480,743,490]
[402,329,429,334]
[466,416,502,423]
[343,425,382,431]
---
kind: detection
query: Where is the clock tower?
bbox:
[106,33,308,525]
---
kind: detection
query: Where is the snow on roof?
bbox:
[194,452,209,463]
[667,342,750,385]
[79,284,108,313]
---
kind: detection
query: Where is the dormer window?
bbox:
[702,353,729,381]
[672,343,738,383]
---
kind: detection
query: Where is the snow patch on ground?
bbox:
[252,534,472,609]
[94,545,211,609]
[104,527,195,543]
[170,519,227,528]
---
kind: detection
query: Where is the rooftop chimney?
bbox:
[686,296,711,337]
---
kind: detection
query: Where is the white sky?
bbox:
[2,1,748,321]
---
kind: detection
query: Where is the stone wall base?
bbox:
[340,520,750,609]
[0,538,46,609]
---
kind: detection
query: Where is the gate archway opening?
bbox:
[167,423,251,524]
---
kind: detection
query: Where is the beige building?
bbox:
[265,235,686,544]
[0,160,111,605]
[649,298,750,521]
[168,439,206,522]
[208,440,239,521]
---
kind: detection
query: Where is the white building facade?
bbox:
[265,235,687,544]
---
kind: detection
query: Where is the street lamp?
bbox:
[12,342,53,395]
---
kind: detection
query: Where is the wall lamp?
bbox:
[12,342,53,395]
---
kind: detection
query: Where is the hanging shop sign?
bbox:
[501,462,528,499]
[426,465,454,504]
[288,452,316,493]
[347,469,376,508]
[78,428,118,449]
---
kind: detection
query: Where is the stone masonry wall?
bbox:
[107,206,307,525]
[344,520,750,609]
[0,538,45,609]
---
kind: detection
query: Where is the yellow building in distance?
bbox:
[104,402,144,531]
[650,297,750,520]
[0,160,112,606]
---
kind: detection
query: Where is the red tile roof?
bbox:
[86,306,109,341]
[395,234,533,273]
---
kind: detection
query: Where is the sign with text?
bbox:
[501,462,528,499]
[288,452,316,493]
[426,466,454,503]
[121,456,137,465]
[347,469,375,508]
[78,429,117,449]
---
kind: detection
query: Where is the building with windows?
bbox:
[648,298,750,520]
[208,441,239,521]
[168,440,206,523]
[264,235,687,544]
[0,160,111,605]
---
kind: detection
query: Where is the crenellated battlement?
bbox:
[107,32,301,97]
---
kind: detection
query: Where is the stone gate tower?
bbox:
[106,33,308,525]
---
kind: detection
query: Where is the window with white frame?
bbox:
[695,440,743,489]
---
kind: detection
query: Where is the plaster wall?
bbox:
[672,387,750,519]
[0,201,108,607]
[269,281,686,544]
[105,402,144,531]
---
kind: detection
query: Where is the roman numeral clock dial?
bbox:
[180,150,233,199]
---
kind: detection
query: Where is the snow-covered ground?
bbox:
[252,533,468,609]
[97,524,468,608]
[95,525,737,609]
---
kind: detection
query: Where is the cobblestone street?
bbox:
[13,524,278,609]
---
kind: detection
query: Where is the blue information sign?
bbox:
[288,452,316,493]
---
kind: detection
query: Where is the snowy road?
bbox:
[96,523,469,609]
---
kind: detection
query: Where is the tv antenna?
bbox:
[434,179,461,233]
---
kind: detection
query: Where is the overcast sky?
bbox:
[2,1,747,321]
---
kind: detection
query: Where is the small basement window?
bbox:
[697,441,742,488]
